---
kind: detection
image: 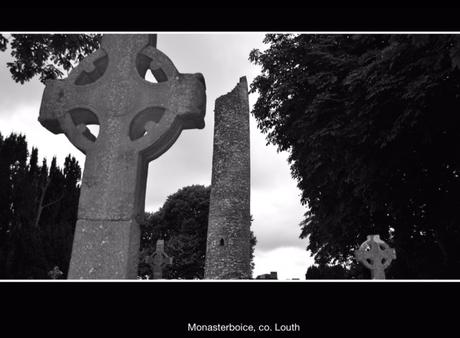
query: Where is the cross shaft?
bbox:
[39,34,206,279]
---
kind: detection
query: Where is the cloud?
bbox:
[251,180,308,252]
[0,49,44,114]
[145,129,213,212]
[253,246,314,280]
[250,117,294,192]
[0,102,86,168]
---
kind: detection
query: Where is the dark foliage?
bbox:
[0,34,101,84]
[305,262,369,279]
[0,132,81,278]
[250,34,460,278]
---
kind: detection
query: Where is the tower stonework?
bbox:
[204,77,251,279]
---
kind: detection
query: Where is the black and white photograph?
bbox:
[0,6,459,335]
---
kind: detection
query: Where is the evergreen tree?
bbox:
[0,132,81,278]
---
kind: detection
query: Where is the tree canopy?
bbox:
[250,34,460,278]
[0,34,101,84]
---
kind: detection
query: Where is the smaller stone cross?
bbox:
[354,234,396,280]
[145,239,173,279]
[48,266,64,280]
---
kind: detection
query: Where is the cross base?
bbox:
[68,219,140,279]
[371,269,386,280]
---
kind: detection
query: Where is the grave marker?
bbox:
[355,234,396,279]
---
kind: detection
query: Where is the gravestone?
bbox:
[355,234,396,279]
[145,239,173,279]
[39,34,206,279]
[48,266,63,279]
[204,77,251,279]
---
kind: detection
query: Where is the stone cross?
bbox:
[145,239,173,279]
[354,234,396,279]
[39,34,206,279]
[48,266,63,279]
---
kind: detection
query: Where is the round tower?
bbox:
[204,76,251,279]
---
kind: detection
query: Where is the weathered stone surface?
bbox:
[144,239,173,279]
[204,77,251,279]
[38,34,206,279]
[69,219,140,279]
[355,234,396,280]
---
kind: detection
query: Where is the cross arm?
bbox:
[139,46,179,81]
[39,76,100,154]
[381,249,396,269]
[39,48,107,134]
[133,108,183,160]
[67,49,108,85]
[354,249,374,270]
[131,74,205,156]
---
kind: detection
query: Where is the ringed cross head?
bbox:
[38,34,206,279]
[355,234,396,280]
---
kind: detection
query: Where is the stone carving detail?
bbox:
[355,234,396,280]
[39,34,206,279]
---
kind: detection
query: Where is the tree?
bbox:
[305,264,349,279]
[0,34,97,278]
[139,185,257,279]
[0,34,101,84]
[305,262,368,280]
[0,132,81,278]
[250,34,460,278]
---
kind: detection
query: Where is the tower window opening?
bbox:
[219,238,225,246]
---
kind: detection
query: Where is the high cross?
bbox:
[39,34,206,279]
[145,239,173,279]
[355,234,396,280]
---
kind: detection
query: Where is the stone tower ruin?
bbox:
[204,77,251,279]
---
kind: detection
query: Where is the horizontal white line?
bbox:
[2,32,460,34]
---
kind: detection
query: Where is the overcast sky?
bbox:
[0,33,314,280]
